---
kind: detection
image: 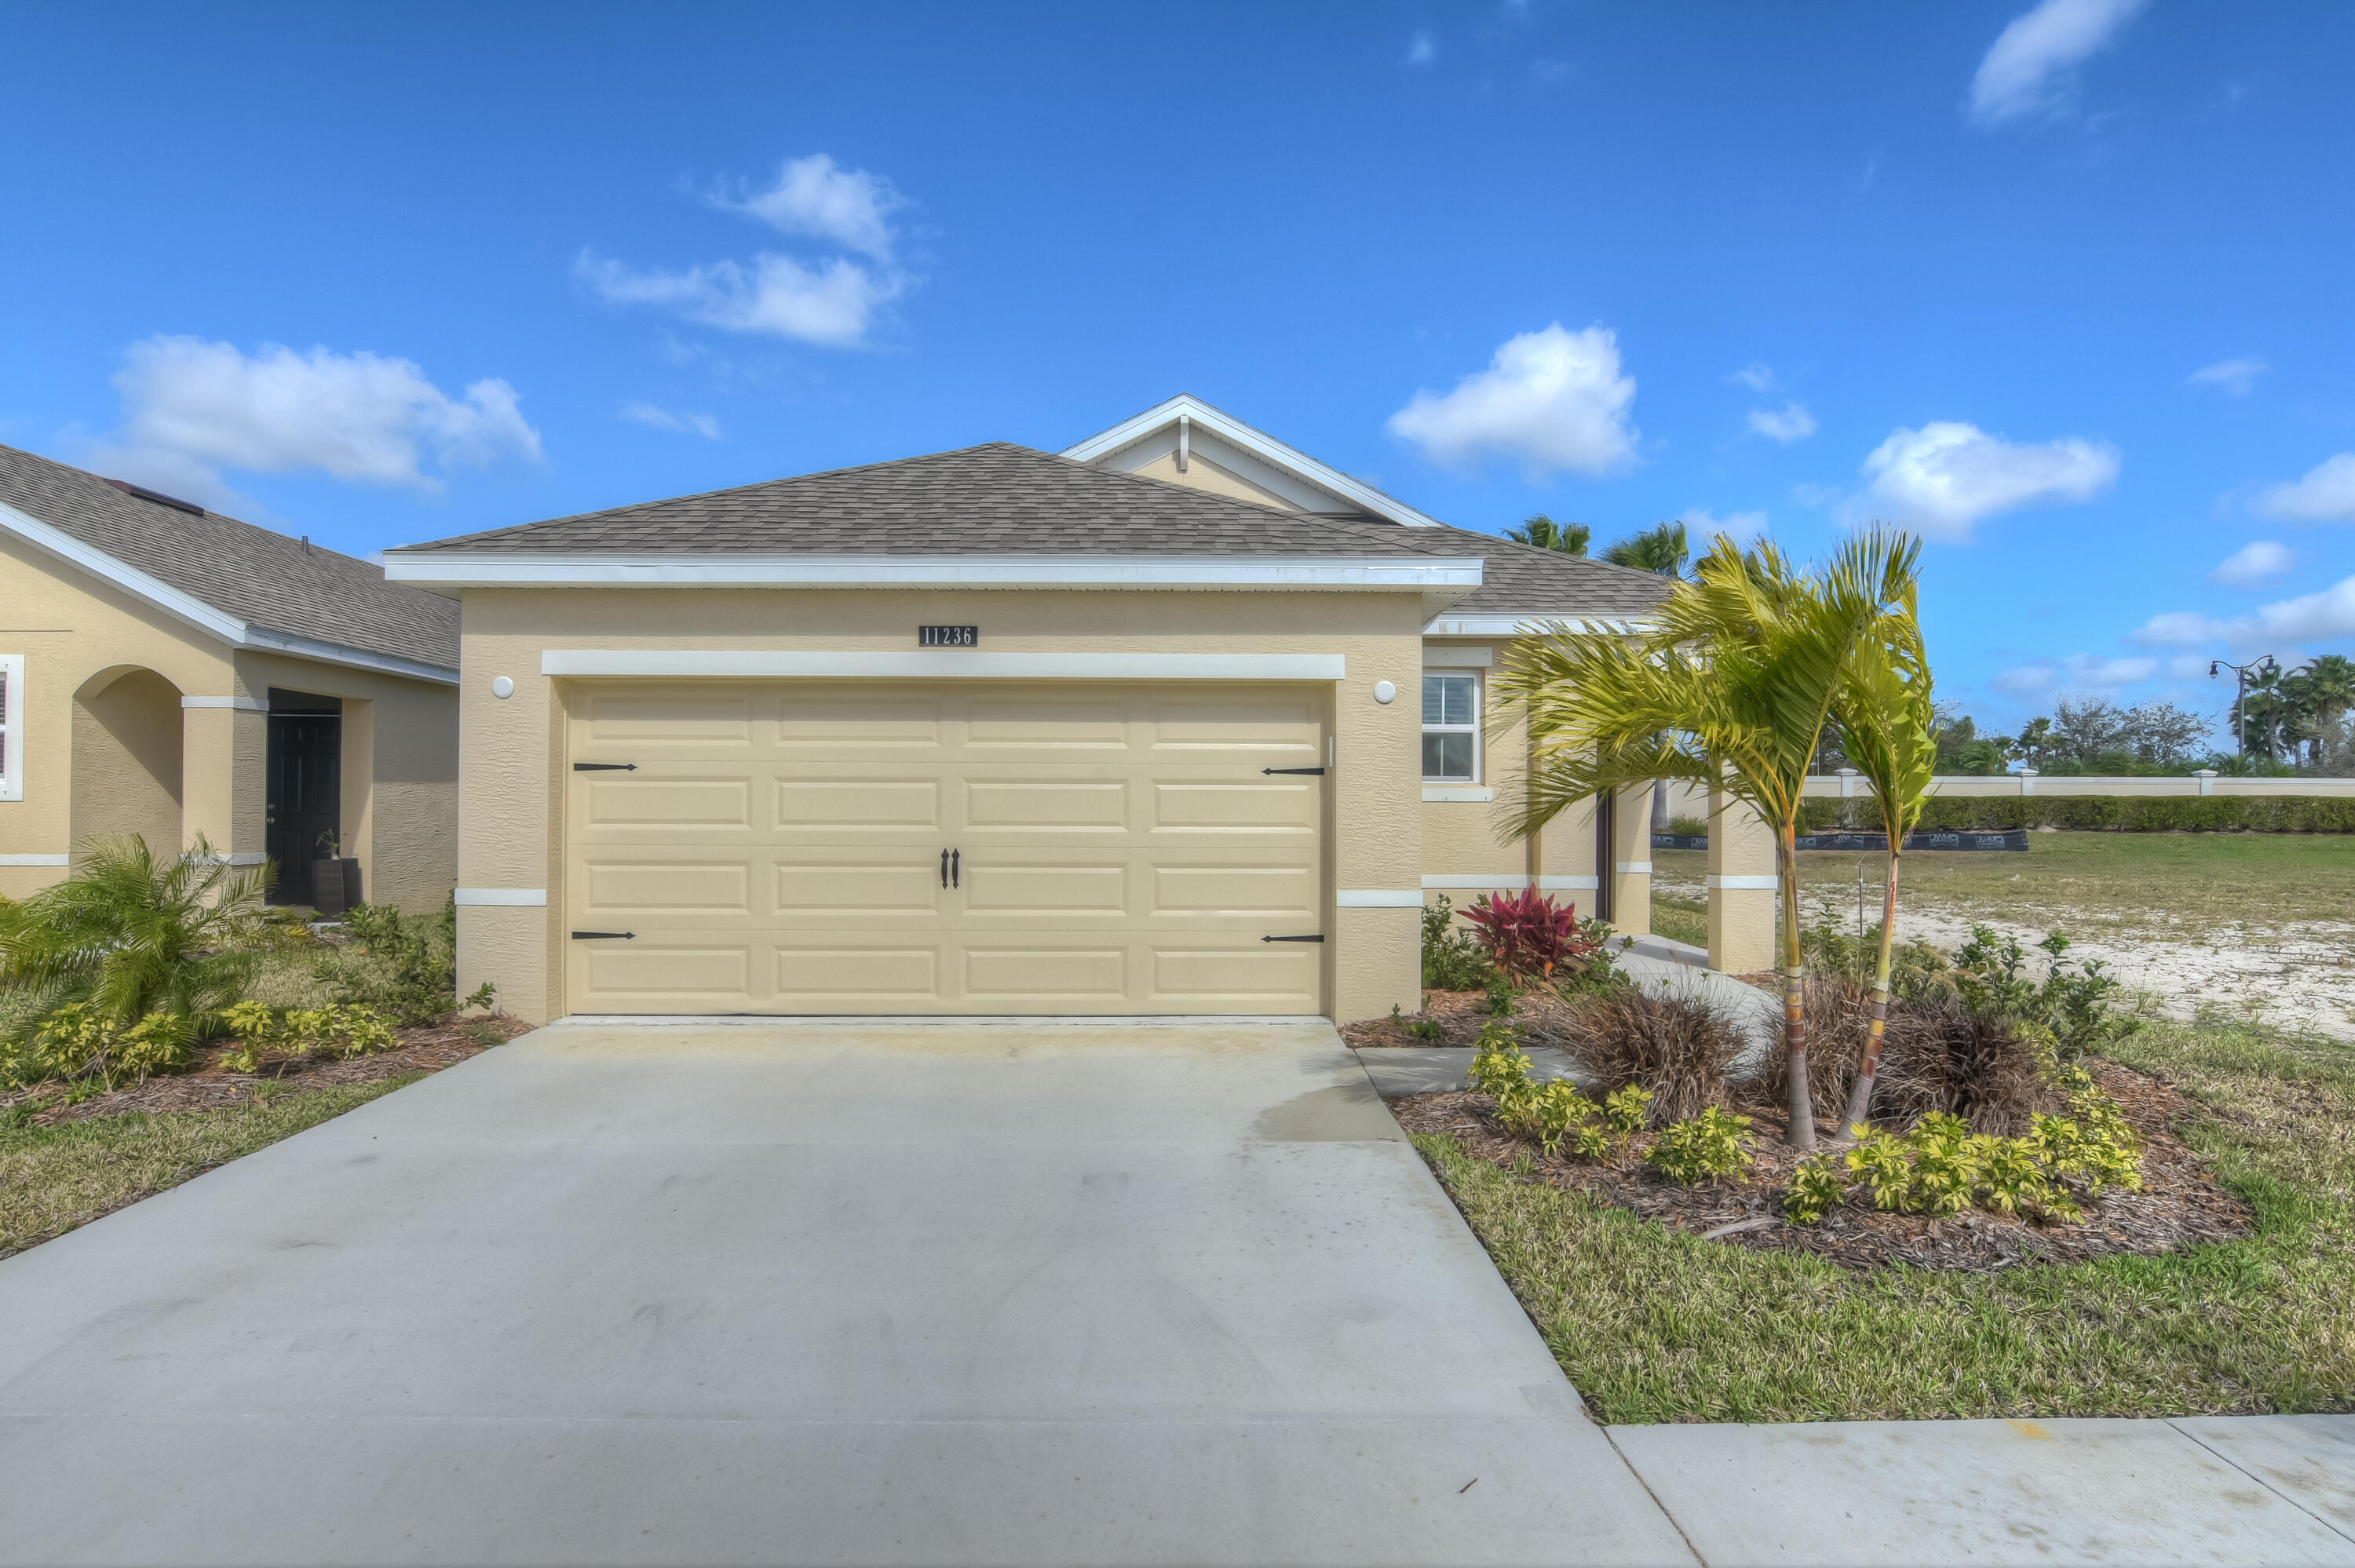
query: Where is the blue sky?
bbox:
[5,2,2351,737]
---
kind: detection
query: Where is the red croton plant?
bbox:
[1459,888,1604,987]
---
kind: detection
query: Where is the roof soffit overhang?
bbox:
[0,498,457,684]
[1061,395,1446,528]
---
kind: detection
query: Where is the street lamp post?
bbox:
[2211,655,2279,757]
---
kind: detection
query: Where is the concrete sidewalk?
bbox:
[1609,1413,2355,1566]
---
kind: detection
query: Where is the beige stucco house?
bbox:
[385,396,1729,1026]
[0,444,459,912]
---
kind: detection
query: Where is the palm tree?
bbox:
[1507,514,1590,555]
[0,834,267,1028]
[1601,520,1689,577]
[2296,655,2355,765]
[1827,587,1938,1136]
[1496,529,1919,1147]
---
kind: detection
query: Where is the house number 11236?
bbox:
[918,625,979,647]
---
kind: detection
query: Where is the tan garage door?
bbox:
[563,681,1327,1015]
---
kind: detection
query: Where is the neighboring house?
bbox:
[386,397,1673,1026]
[0,443,459,912]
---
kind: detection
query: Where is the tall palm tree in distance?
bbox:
[1601,520,1690,577]
[1507,514,1590,555]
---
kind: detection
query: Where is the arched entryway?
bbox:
[70,665,184,861]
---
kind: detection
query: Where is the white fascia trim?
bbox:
[541,650,1347,682]
[1422,785,1495,802]
[1706,874,1780,891]
[1422,613,1660,637]
[0,500,458,687]
[1537,876,1600,891]
[1422,874,1529,891]
[455,888,548,906]
[0,854,70,866]
[384,552,1483,593]
[191,851,269,866]
[1059,395,1448,528]
[1334,889,1423,908]
[182,695,270,711]
[1616,861,1654,874]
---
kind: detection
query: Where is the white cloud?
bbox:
[578,250,900,348]
[2068,654,2158,687]
[1387,323,1639,480]
[1844,421,2119,541]
[2134,575,2355,650]
[621,402,722,440]
[2208,540,2293,586]
[86,335,542,507]
[583,152,913,348]
[1969,0,2148,128]
[1404,30,1436,65]
[1992,653,2157,695]
[1726,363,1780,394]
[2187,356,2269,396]
[2253,452,2355,524]
[1680,507,1769,545]
[1747,403,1817,444]
[712,154,902,261]
[1992,662,2063,697]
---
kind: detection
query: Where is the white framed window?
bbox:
[0,655,21,802]
[1422,669,1481,782]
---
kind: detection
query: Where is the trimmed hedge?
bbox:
[1799,795,2355,833]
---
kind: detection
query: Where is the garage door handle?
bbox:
[951,848,960,888]
[940,848,950,888]
[1261,767,1326,775]
[1261,933,1325,943]
[571,930,636,939]
[573,762,637,771]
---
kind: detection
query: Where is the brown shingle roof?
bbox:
[0,443,458,672]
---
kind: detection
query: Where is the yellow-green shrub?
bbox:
[217,1001,397,1070]
[1645,1107,1755,1184]
[30,1002,192,1087]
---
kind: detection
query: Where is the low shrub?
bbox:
[1459,888,1609,990]
[1419,896,1496,991]
[1799,793,2355,834]
[1563,989,1742,1123]
[1645,1107,1754,1184]
[1783,1152,1846,1222]
[315,899,493,1026]
[219,1001,398,1071]
[1666,815,1711,838]
[27,1002,193,1088]
[1952,925,2135,1058]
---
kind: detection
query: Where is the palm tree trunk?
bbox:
[1838,850,1901,1136]
[1778,819,1814,1148]
[1651,779,1669,833]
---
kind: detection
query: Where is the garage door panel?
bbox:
[775,778,943,829]
[963,862,1128,917]
[584,693,754,742]
[568,681,1326,1016]
[774,945,940,1004]
[963,779,1127,830]
[774,858,946,914]
[581,859,751,914]
[583,778,753,829]
[1150,781,1316,832]
[961,946,1128,1001]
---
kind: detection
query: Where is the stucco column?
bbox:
[339,698,376,905]
[180,698,268,868]
[1706,786,1776,973]
[455,629,555,1024]
[1332,649,1422,1024]
[1609,782,1652,936]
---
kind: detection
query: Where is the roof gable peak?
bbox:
[1061,395,1443,528]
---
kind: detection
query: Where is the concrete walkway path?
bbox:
[0,1018,1689,1567]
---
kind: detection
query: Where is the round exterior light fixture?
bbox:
[1373,680,1397,705]
[491,676,515,699]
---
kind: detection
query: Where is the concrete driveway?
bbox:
[0,1019,1692,1566]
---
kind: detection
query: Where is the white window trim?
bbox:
[0,655,21,802]
[1422,667,1482,785]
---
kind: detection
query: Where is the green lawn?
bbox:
[0,1078,417,1260]
[1652,831,2355,939]
[1415,1016,2355,1422]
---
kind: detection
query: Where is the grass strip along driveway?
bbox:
[0,1080,418,1260]
[1415,1016,2355,1423]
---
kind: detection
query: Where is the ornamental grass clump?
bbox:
[1565,989,1743,1123]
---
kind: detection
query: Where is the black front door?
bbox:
[265,715,341,904]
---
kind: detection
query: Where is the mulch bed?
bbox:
[10,1014,535,1129]
[1344,989,1611,1051]
[1388,1058,2253,1273]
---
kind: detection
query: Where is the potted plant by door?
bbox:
[312,831,360,917]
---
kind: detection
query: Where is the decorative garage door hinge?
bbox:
[1261,933,1326,943]
[571,930,636,939]
[572,762,637,771]
[1261,766,1326,775]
